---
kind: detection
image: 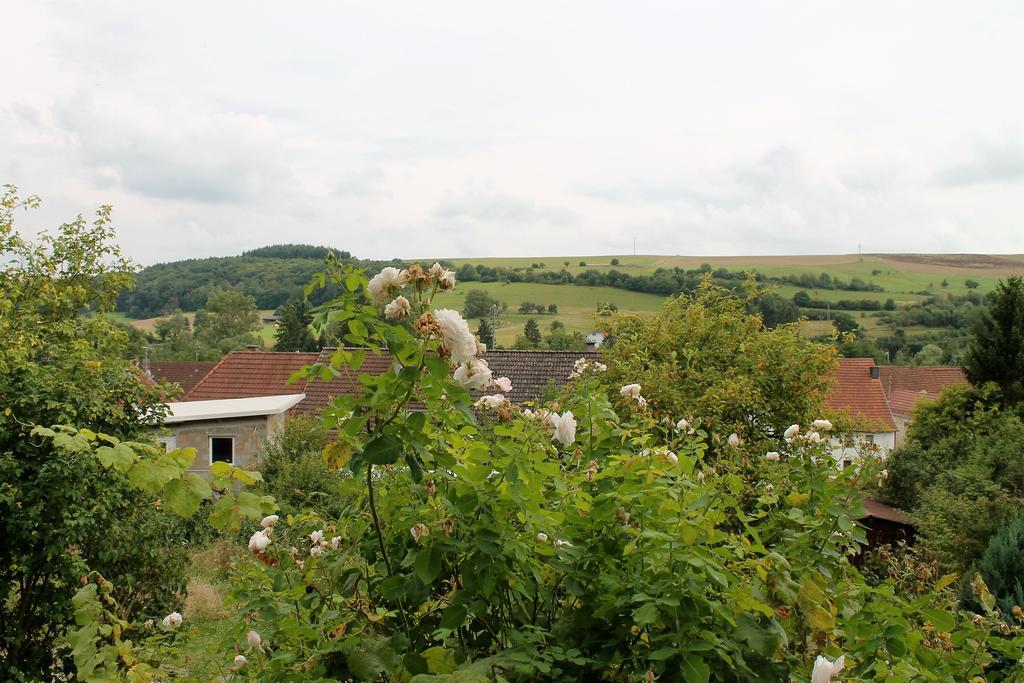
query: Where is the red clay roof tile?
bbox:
[185,351,318,401]
[824,358,897,431]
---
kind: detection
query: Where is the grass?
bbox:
[163,539,244,678]
[432,281,665,344]
[111,253,1023,347]
[442,253,1022,300]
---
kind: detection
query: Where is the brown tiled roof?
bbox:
[879,366,967,400]
[293,348,394,416]
[825,358,897,431]
[479,350,601,404]
[888,388,936,418]
[293,348,603,415]
[859,499,913,526]
[146,361,217,395]
[185,351,318,401]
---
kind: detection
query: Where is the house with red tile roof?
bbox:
[878,365,968,446]
[824,358,897,465]
[180,348,601,417]
[185,351,318,401]
[293,348,602,416]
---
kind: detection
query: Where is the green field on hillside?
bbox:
[112,251,1024,349]
[432,282,665,344]
[443,253,1022,299]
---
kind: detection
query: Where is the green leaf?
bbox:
[632,602,660,626]
[681,654,710,683]
[362,434,403,465]
[209,493,238,531]
[163,478,202,518]
[95,443,135,471]
[439,604,467,630]
[236,491,266,519]
[414,545,443,584]
[922,608,956,633]
[734,613,785,657]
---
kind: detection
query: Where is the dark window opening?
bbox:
[211,436,234,464]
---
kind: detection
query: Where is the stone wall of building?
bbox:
[168,415,278,473]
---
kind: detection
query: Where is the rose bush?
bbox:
[67,261,1024,681]
[94,265,1020,680]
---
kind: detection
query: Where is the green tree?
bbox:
[463,289,502,319]
[547,303,558,314]
[523,318,542,346]
[476,318,495,350]
[882,383,1024,572]
[610,257,620,266]
[602,278,836,440]
[915,343,945,366]
[964,276,1024,404]
[150,309,202,361]
[0,187,169,675]
[966,279,980,289]
[974,513,1024,615]
[193,288,261,354]
[274,298,318,352]
[749,293,799,329]
[792,290,813,307]
[833,311,860,335]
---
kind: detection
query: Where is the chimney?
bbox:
[870,366,880,380]
[246,344,261,351]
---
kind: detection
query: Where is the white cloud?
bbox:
[1,0,1024,263]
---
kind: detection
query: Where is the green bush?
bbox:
[973,513,1024,615]
[256,416,357,520]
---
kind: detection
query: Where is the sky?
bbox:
[2,1,1023,266]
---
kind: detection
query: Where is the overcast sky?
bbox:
[3,1,1023,265]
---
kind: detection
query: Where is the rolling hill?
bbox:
[117,247,1024,346]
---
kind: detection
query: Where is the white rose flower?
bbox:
[162,611,183,628]
[434,309,478,365]
[696,470,706,482]
[806,431,822,444]
[310,545,323,557]
[676,418,691,431]
[812,419,833,431]
[367,266,407,303]
[474,394,509,411]
[233,654,247,669]
[309,530,324,545]
[248,529,271,552]
[493,376,513,392]
[765,451,781,462]
[438,269,457,291]
[551,411,577,445]
[260,515,279,528]
[811,654,845,683]
[246,630,261,648]
[454,357,493,390]
[429,262,446,278]
[331,536,341,549]
[384,295,411,319]
[410,523,430,542]
[619,384,642,399]
[727,433,742,447]
[665,451,679,466]
[553,539,573,548]
[536,532,549,542]
[784,424,800,440]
